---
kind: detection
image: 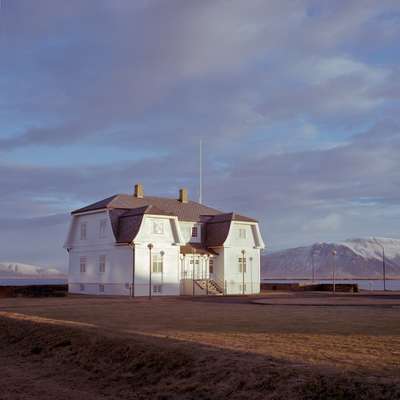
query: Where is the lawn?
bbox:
[1,293,400,399]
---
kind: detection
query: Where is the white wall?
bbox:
[66,212,262,297]
[67,211,132,296]
[223,222,261,294]
[133,215,180,296]
[67,211,114,249]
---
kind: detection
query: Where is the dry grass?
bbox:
[1,294,400,399]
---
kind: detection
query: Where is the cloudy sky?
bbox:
[1,0,400,270]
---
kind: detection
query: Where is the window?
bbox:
[238,257,247,273]
[99,255,106,273]
[189,259,200,265]
[209,258,214,274]
[191,226,198,238]
[99,219,107,238]
[80,222,87,240]
[80,257,87,273]
[152,254,163,273]
[80,284,85,291]
[99,284,105,293]
[238,228,246,239]
[153,284,162,293]
[153,221,164,234]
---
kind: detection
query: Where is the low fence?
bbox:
[0,285,68,298]
[261,282,358,293]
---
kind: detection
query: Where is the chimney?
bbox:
[134,183,144,198]
[179,188,188,203]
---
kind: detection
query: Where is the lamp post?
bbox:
[311,246,315,282]
[332,249,337,295]
[192,248,196,296]
[129,243,135,298]
[249,256,253,294]
[147,243,153,299]
[241,249,246,295]
[205,255,209,295]
[160,250,165,289]
[373,238,386,291]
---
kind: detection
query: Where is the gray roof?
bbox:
[72,193,258,246]
[72,194,223,222]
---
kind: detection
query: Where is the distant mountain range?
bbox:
[261,238,400,279]
[0,262,66,278]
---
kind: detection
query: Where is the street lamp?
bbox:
[311,245,316,282]
[160,250,165,289]
[332,249,337,295]
[205,255,209,295]
[192,247,196,296]
[147,243,153,299]
[249,256,253,294]
[373,238,386,291]
[241,249,246,295]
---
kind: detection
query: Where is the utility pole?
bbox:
[148,243,153,299]
[192,248,196,296]
[241,249,246,295]
[332,249,337,295]
[199,139,203,204]
[374,238,387,291]
[311,246,315,282]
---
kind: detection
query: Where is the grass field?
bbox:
[1,293,400,399]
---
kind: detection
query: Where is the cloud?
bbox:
[1,0,400,263]
[2,0,399,153]
[302,213,342,233]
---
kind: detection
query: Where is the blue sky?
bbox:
[1,0,400,270]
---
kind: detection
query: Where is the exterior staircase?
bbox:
[194,279,224,295]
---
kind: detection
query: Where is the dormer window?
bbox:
[99,219,107,238]
[191,226,198,238]
[238,228,246,239]
[80,222,87,240]
[153,221,164,234]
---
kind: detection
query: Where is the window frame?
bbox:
[153,284,162,293]
[99,219,107,238]
[238,257,247,273]
[80,222,87,240]
[152,254,163,273]
[191,226,198,238]
[152,221,164,235]
[99,255,106,273]
[209,258,214,274]
[238,228,247,239]
[80,256,87,273]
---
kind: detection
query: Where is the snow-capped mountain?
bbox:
[262,238,400,279]
[0,262,66,278]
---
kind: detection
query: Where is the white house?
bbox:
[64,184,265,296]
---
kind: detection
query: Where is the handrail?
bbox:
[211,277,225,293]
